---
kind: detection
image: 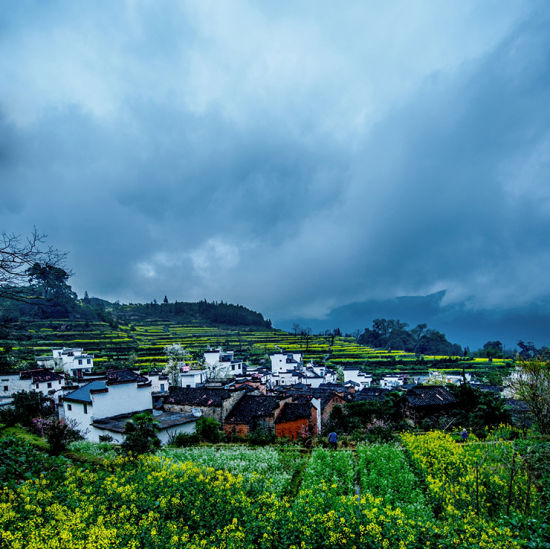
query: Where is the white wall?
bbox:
[64,400,92,432]
[89,420,196,444]
[180,370,206,388]
[1,374,32,396]
[145,374,169,393]
[0,374,63,398]
[344,369,372,388]
[92,383,153,419]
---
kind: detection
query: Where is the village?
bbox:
[1,345,506,444]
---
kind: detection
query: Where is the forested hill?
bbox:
[107,299,272,328]
[0,290,272,330]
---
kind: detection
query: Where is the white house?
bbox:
[428,370,471,385]
[204,349,244,379]
[91,410,198,445]
[42,348,94,378]
[63,378,153,441]
[145,372,169,393]
[271,369,301,386]
[1,369,64,401]
[343,366,373,389]
[380,375,405,388]
[179,369,207,388]
[270,353,302,375]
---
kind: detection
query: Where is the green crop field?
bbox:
[0,431,546,548]
[7,319,508,376]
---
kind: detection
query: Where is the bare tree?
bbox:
[0,227,68,301]
[508,359,550,435]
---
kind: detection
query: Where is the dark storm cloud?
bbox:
[1,1,549,322]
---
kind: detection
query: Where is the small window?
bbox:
[87,359,91,364]
[78,359,82,365]
[160,384,165,391]
[3,386,8,392]
[59,380,62,385]
[67,404,72,411]
[83,404,88,414]
[36,383,39,388]
[47,382,52,388]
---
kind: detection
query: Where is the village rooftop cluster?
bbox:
[1,346,502,443]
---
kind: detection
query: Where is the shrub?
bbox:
[120,412,161,455]
[195,416,222,443]
[32,417,83,455]
[247,425,275,446]
[172,432,200,447]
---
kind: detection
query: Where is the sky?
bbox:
[2,1,550,325]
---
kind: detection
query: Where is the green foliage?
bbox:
[195,416,222,443]
[358,318,463,355]
[0,435,67,488]
[247,424,276,446]
[120,412,161,455]
[510,359,550,435]
[171,432,200,447]
[0,390,54,427]
[358,443,433,524]
[39,417,83,456]
[449,384,512,435]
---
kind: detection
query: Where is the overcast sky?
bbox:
[2,1,550,321]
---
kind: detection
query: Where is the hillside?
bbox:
[0,318,507,379]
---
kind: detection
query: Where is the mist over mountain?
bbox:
[275,291,550,350]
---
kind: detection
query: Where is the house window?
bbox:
[160,384,165,391]
[47,382,52,388]
[67,404,72,411]
[3,386,7,392]
[87,359,91,364]
[83,404,88,414]
[231,365,235,371]
[78,359,82,365]
[35,383,39,388]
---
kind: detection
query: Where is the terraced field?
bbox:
[7,319,509,376]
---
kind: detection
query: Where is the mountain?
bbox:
[275,291,550,349]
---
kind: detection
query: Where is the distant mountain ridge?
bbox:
[275,291,550,349]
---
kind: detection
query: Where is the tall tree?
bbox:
[0,228,68,302]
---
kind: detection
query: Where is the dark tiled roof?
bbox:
[166,387,233,407]
[276,401,313,423]
[105,369,148,384]
[92,411,197,433]
[405,385,457,407]
[20,369,63,383]
[225,395,281,424]
[353,387,390,402]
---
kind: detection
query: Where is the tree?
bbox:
[482,340,504,359]
[0,390,55,427]
[0,228,68,302]
[509,359,550,435]
[26,262,75,301]
[120,413,161,455]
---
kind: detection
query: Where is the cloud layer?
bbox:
[2,1,550,322]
